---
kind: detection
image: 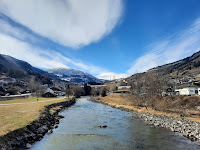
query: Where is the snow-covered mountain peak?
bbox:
[45,67,101,84]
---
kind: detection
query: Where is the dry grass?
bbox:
[98,95,200,122]
[0,97,71,136]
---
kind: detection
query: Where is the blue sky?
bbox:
[1,0,200,79]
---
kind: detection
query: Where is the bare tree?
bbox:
[28,76,46,101]
[66,84,71,99]
[71,85,84,98]
[101,87,108,97]
[128,71,172,107]
[29,76,38,93]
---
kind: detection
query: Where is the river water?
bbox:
[31,97,199,150]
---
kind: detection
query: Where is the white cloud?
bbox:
[0,0,123,48]
[0,18,110,76]
[0,17,40,44]
[97,72,128,80]
[0,31,110,76]
[0,33,68,69]
[127,17,200,74]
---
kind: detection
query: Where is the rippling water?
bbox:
[31,97,199,150]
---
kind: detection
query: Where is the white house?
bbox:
[175,84,200,96]
[117,86,131,93]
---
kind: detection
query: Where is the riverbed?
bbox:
[31,97,199,150]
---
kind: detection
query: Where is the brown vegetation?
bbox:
[98,94,200,122]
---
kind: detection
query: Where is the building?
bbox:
[195,74,200,81]
[42,88,57,97]
[50,87,65,96]
[175,84,200,96]
[90,85,107,90]
[117,86,131,93]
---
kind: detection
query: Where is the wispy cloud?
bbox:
[0,0,123,48]
[0,31,109,75]
[127,17,200,74]
[0,18,109,76]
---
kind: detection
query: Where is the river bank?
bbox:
[0,98,76,150]
[90,96,200,143]
[31,96,200,150]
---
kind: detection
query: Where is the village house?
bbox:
[50,87,65,96]
[90,85,107,90]
[117,86,131,93]
[42,87,65,97]
[42,88,57,97]
[175,84,200,96]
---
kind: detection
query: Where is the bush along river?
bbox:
[31,97,199,150]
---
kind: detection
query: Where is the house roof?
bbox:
[50,87,61,91]
[44,88,55,94]
[90,85,107,88]
[118,86,131,89]
[176,83,200,89]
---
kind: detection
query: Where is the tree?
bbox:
[28,76,46,101]
[28,76,40,93]
[66,84,71,99]
[71,85,84,98]
[91,88,100,96]
[83,83,91,96]
[101,87,107,97]
[35,85,46,100]
[128,71,172,107]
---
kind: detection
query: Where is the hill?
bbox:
[148,50,200,77]
[128,50,200,83]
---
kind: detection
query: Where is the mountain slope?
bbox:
[127,50,200,83]
[45,68,102,84]
[148,50,200,76]
[0,54,56,78]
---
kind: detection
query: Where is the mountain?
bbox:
[0,54,101,84]
[0,54,57,78]
[45,68,102,84]
[148,51,200,76]
[127,50,200,82]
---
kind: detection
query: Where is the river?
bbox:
[31,97,199,150]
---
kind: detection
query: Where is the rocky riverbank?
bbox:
[138,113,200,141]
[90,97,200,143]
[0,98,76,150]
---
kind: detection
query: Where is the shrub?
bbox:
[101,88,107,97]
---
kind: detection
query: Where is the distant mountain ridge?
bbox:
[45,68,102,84]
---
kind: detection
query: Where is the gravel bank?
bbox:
[138,113,200,141]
